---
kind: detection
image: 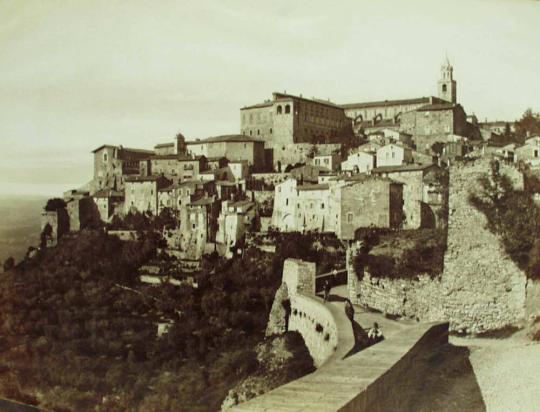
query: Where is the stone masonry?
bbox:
[347,158,528,333]
[282,259,316,296]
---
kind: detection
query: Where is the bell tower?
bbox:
[438,56,457,104]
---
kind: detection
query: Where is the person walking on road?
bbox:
[323,279,331,303]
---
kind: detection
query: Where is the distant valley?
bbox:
[0,196,46,266]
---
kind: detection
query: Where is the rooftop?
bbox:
[154,142,174,148]
[416,103,459,112]
[125,175,166,183]
[228,200,254,209]
[93,189,124,198]
[372,163,438,174]
[189,197,215,206]
[91,145,154,155]
[241,92,343,111]
[186,134,264,144]
[341,96,444,110]
[150,153,201,161]
[297,183,330,191]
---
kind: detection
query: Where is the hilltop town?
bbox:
[39,58,538,261]
[1,56,539,412]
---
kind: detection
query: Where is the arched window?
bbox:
[277,105,282,114]
[285,104,291,114]
[442,84,447,92]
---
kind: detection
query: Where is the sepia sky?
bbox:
[0,0,539,196]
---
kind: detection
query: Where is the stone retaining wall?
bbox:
[289,294,338,367]
[231,322,448,411]
[347,159,528,333]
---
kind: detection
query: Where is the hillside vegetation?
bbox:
[0,229,300,411]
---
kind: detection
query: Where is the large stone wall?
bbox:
[231,321,449,411]
[288,294,338,368]
[347,158,528,333]
[275,259,346,368]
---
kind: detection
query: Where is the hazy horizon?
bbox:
[1,0,539,197]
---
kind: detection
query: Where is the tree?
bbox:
[469,160,540,275]
[515,108,540,143]
[45,198,66,212]
[3,257,15,272]
[431,142,445,156]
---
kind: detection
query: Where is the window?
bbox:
[250,130,252,136]
[442,84,447,92]
[535,150,539,158]
[103,152,108,162]
[286,198,289,206]
[277,105,282,114]
[324,158,329,164]
[347,212,353,222]
[321,203,325,209]
[285,104,291,114]
[270,128,273,134]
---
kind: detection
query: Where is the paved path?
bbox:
[453,336,540,412]
[0,399,45,412]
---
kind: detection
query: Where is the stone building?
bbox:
[216,200,257,253]
[311,152,342,171]
[93,189,124,222]
[515,136,540,166]
[400,102,469,152]
[341,58,463,140]
[157,180,213,214]
[376,143,413,168]
[124,175,171,215]
[150,154,206,184]
[341,150,376,174]
[372,163,444,229]
[271,179,329,232]
[240,93,352,169]
[271,176,404,237]
[331,176,404,240]
[179,197,219,260]
[240,92,351,146]
[342,96,447,135]
[186,134,265,171]
[92,145,154,193]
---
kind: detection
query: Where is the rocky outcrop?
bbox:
[221,332,314,411]
[265,282,290,337]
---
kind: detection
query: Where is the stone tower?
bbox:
[437,56,457,104]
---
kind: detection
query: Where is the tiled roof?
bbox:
[272,92,342,109]
[342,175,399,185]
[155,142,174,148]
[297,183,330,191]
[125,175,163,182]
[372,163,438,174]
[186,134,264,144]
[416,103,458,112]
[93,189,124,198]
[91,145,154,155]
[228,200,254,208]
[241,92,343,111]
[341,96,444,110]
[150,154,201,161]
[240,101,273,110]
[189,197,215,206]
